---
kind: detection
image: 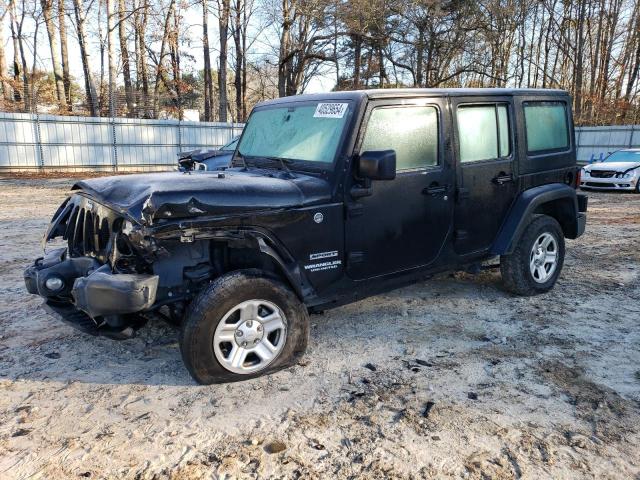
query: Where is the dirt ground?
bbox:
[0,177,639,479]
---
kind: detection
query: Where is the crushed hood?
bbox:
[72,170,331,224]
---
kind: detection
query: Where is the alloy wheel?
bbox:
[212,299,287,374]
[529,232,559,283]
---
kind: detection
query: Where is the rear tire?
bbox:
[180,270,309,384]
[500,215,565,296]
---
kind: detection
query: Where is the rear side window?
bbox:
[361,105,438,170]
[457,104,510,162]
[524,102,569,153]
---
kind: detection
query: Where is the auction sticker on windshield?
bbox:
[314,103,349,118]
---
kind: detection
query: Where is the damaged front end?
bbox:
[24,194,160,339]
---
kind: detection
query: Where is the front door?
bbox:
[451,98,518,255]
[345,99,454,280]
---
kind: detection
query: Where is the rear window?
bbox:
[457,104,510,162]
[524,101,569,154]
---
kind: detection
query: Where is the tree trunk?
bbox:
[58,0,72,110]
[232,0,242,121]
[72,0,98,116]
[135,0,150,117]
[106,0,116,117]
[8,0,22,102]
[241,0,247,120]
[41,0,66,108]
[0,15,13,101]
[169,3,182,119]
[378,46,385,87]
[415,26,424,87]
[12,0,30,109]
[573,0,587,120]
[218,0,230,120]
[118,0,135,115]
[277,0,291,97]
[153,0,175,117]
[353,34,361,89]
[202,0,213,121]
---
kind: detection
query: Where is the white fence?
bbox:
[576,125,639,164]
[0,111,637,171]
[0,111,244,171]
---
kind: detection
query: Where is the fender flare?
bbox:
[490,183,580,255]
[252,234,314,300]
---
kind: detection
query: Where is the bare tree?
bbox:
[58,0,72,109]
[106,0,116,117]
[202,0,214,121]
[218,0,230,121]
[134,0,150,116]
[41,0,66,108]
[118,0,134,115]
[72,0,98,115]
[8,0,24,104]
[0,9,14,102]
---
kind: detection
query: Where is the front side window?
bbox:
[360,105,439,170]
[524,101,569,153]
[237,102,352,164]
[457,104,510,163]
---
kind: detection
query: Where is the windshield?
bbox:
[237,102,352,164]
[604,150,640,163]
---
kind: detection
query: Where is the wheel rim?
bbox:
[529,232,559,284]
[213,299,287,374]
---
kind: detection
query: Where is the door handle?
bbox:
[423,184,448,196]
[492,172,513,185]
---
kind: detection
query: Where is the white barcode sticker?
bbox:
[314,103,348,118]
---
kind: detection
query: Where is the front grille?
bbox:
[589,170,616,178]
[46,195,124,260]
[585,182,615,187]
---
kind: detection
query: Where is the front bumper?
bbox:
[580,176,639,191]
[24,248,159,339]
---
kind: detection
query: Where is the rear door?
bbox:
[345,97,454,279]
[451,97,518,255]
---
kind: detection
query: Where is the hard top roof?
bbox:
[258,88,569,107]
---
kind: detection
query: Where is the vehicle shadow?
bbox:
[1,271,507,387]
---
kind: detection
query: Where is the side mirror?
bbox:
[358,150,396,180]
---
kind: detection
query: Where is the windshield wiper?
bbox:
[272,157,296,178]
[245,155,297,178]
[234,151,249,170]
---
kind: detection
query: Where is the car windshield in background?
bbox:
[221,137,239,151]
[604,150,640,162]
[237,102,351,164]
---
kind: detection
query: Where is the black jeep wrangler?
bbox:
[24,88,587,384]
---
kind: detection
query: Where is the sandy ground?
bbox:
[0,177,639,479]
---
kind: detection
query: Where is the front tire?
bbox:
[180,270,309,384]
[500,215,565,296]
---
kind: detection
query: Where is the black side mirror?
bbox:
[358,150,396,180]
